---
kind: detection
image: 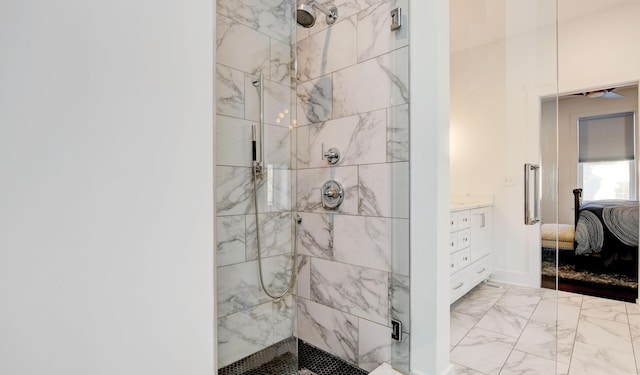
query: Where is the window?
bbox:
[578,112,636,201]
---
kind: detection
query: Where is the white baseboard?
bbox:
[490,269,538,287]
[410,363,454,375]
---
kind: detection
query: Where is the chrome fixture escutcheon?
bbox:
[321,180,344,209]
[321,143,341,164]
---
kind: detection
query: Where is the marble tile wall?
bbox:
[295,0,410,373]
[215,0,411,371]
[215,0,296,369]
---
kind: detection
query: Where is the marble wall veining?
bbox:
[295,0,410,372]
[215,0,411,372]
[215,0,296,368]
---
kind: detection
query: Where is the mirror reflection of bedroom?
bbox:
[541,85,639,302]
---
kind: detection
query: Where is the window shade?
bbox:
[578,112,635,162]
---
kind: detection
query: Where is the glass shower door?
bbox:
[450,0,560,373]
[294,0,411,373]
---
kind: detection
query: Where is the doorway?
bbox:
[541,85,639,302]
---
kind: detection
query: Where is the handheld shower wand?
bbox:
[251,125,257,163]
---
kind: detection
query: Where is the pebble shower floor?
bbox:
[218,339,369,375]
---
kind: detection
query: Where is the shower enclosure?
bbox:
[215,0,411,373]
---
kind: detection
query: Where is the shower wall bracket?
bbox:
[391,319,402,341]
[390,8,402,31]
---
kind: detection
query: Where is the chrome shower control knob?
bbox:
[321,143,341,164]
[321,180,344,209]
[324,188,340,198]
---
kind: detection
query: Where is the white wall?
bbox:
[558,0,640,94]
[411,1,452,374]
[0,1,215,374]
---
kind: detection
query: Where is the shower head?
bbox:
[296,1,338,28]
[296,4,317,28]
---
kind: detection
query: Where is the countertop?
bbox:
[450,194,493,211]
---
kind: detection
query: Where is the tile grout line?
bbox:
[497,289,546,374]
[450,283,507,373]
[564,293,584,375]
[625,304,640,375]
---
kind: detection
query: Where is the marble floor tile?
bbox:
[628,303,640,343]
[450,327,516,374]
[541,288,556,300]
[450,310,479,346]
[453,364,486,375]
[530,299,580,331]
[475,304,531,338]
[495,293,541,317]
[557,303,582,330]
[451,293,500,319]
[542,289,584,307]
[500,350,555,375]
[633,337,640,374]
[514,320,556,360]
[575,315,633,354]
[529,300,557,325]
[556,360,570,375]
[629,313,640,340]
[626,302,640,315]
[504,284,546,298]
[467,282,508,299]
[569,341,637,375]
[556,326,577,364]
[581,296,628,323]
[452,283,640,375]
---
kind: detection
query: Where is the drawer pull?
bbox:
[453,282,464,290]
[476,267,486,274]
[451,263,455,268]
[463,256,468,261]
[451,242,455,247]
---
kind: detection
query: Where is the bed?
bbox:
[572,188,639,276]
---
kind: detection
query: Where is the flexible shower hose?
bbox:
[252,167,300,300]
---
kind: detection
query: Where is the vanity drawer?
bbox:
[450,272,468,303]
[449,233,459,253]
[450,248,471,275]
[457,229,471,249]
[449,254,457,275]
[458,210,470,229]
[449,212,459,232]
[469,255,490,285]
[456,248,471,270]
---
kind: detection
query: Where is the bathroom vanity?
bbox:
[449,197,493,303]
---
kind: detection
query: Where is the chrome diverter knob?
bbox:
[321,180,344,209]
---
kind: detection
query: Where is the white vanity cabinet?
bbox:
[449,205,492,303]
